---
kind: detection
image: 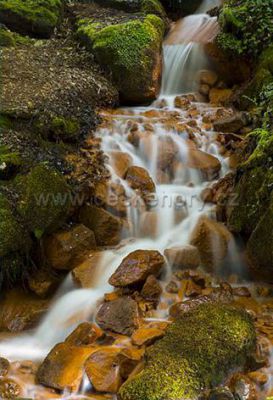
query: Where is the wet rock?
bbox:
[37,342,94,392]
[199,70,218,87]
[0,289,49,332]
[94,181,127,217]
[190,216,232,270]
[166,280,179,294]
[141,275,162,303]
[139,211,159,238]
[233,287,252,297]
[65,322,103,346]
[125,166,156,196]
[0,358,9,377]
[119,304,256,400]
[213,113,250,133]
[199,83,210,96]
[96,296,139,335]
[72,252,103,288]
[44,224,96,271]
[208,387,234,400]
[0,378,22,399]
[174,95,190,109]
[209,88,233,106]
[184,280,203,297]
[164,245,200,270]
[186,149,221,180]
[248,371,268,386]
[229,373,257,400]
[118,347,144,379]
[109,250,165,288]
[132,327,164,346]
[157,137,179,170]
[79,205,124,246]
[108,151,133,178]
[27,269,60,298]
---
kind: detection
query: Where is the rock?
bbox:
[174,95,190,109]
[139,211,159,238]
[0,378,22,399]
[109,250,165,288]
[0,0,63,38]
[79,205,124,246]
[44,224,96,270]
[157,137,179,170]
[164,245,200,270]
[125,166,156,196]
[141,275,162,303]
[190,216,232,270]
[94,181,127,217]
[65,322,103,346]
[132,327,164,346]
[248,371,268,386]
[199,84,210,96]
[96,296,139,335]
[108,151,133,178]
[118,347,144,379]
[185,149,221,180]
[93,0,166,18]
[213,113,250,133]
[27,269,60,298]
[166,280,179,294]
[77,15,165,104]
[119,304,256,400]
[37,342,94,392]
[229,373,257,400]
[0,358,10,377]
[0,289,49,332]
[72,252,103,288]
[232,287,251,297]
[85,347,123,393]
[209,88,233,106]
[199,70,218,87]
[208,387,234,400]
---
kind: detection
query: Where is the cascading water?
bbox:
[0,0,269,398]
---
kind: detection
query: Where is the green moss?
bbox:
[15,164,71,237]
[0,115,12,130]
[77,15,164,103]
[140,0,166,19]
[119,304,256,400]
[0,145,22,180]
[0,0,63,38]
[51,116,80,140]
[0,27,33,47]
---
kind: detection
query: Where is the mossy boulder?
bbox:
[119,303,256,400]
[0,0,63,38]
[77,14,165,104]
[0,27,33,47]
[93,0,166,19]
[15,164,71,238]
[0,145,22,180]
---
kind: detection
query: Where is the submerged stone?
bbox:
[119,303,256,400]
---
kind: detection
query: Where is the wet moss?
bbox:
[119,304,256,400]
[15,164,71,238]
[0,0,63,38]
[51,116,80,141]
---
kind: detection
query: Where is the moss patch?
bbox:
[0,27,33,47]
[0,0,63,38]
[119,304,256,400]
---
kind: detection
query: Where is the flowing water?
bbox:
[0,0,272,398]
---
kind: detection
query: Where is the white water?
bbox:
[0,0,243,397]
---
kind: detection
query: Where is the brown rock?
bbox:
[190,216,232,270]
[164,245,200,270]
[0,378,22,399]
[37,342,94,392]
[79,205,124,246]
[199,70,218,87]
[166,280,179,294]
[44,224,96,270]
[108,151,133,178]
[0,358,9,377]
[96,297,139,335]
[141,275,162,303]
[28,269,60,298]
[132,327,164,346]
[72,252,103,288]
[186,149,221,180]
[213,112,249,133]
[248,371,268,386]
[94,181,127,217]
[184,280,203,297]
[0,289,49,332]
[232,287,251,297]
[157,137,178,170]
[209,88,233,106]
[174,96,190,109]
[65,322,103,346]
[139,211,159,238]
[229,373,258,400]
[125,166,156,196]
[109,250,165,288]
[118,347,144,379]
[199,83,210,96]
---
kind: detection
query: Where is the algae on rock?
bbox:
[119,303,256,400]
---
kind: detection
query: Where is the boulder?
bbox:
[132,327,164,346]
[108,151,133,178]
[109,250,165,288]
[190,217,232,270]
[164,245,200,270]
[37,342,94,392]
[77,15,165,104]
[72,252,103,288]
[65,322,103,346]
[119,304,256,400]
[125,166,156,196]
[141,275,162,303]
[44,224,96,270]
[94,181,127,216]
[199,70,218,87]
[209,88,233,106]
[213,113,250,133]
[79,205,124,246]
[0,0,63,38]
[96,296,140,336]
[0,378,22,399]
[185,149,221,180]
[27,268,60,298]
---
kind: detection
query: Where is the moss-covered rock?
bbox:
[119,304,256,400]
[0,0,63,38]
[77,14,165,104]
[93,0,166,19]
[0,27,33,47]
[0,145,22,180]
[15,164,71,238]
[217,0,273,58]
